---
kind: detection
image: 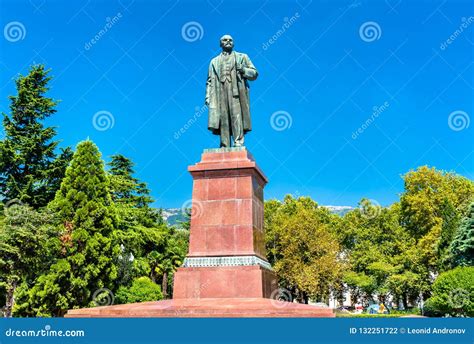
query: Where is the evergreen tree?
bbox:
[0,65,72,208]
[24,140,120,316]
[108,154,153,209]
[450,203,474,267]
[108,154,157,286]
[43,147,74,204]
[107,154,186,296]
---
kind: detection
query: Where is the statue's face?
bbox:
[220,35,234,51]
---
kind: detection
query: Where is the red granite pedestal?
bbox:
[66,148,334,318]
[173,148,277,300]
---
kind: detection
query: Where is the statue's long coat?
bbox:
[206,51,258,135]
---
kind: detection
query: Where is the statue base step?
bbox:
[65,298,335,318]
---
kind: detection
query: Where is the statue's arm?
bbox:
[205,62,212,105]
[241,54,258,81]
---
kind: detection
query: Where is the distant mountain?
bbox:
[161,205,354,226]
[322,205,354,216]
[162,208,188,226]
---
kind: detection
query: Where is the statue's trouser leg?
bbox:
[220,81,232,147]
[220,120,230,148]
[230,97,244,147]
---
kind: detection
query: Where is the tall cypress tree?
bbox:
[25,140,120,316]
[0,65,72,208]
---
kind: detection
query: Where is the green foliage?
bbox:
[45,147,74,204]
[0,205,54,316]
[0,66,188,315]
[108,154,154,209]
[263,167,473,312]
[400,166,474,273]
[265,195,344,302]
[424,266,474,317]
[401,166,474,239]
[108,154,161,287]
[107,154,187,298]
[124,226,187,298]
[338,200,423,306]
[343,271,376,300]
[115,277,162,304]
[0,65,72,208]
[21,140,120,317]
[449,203,474,267]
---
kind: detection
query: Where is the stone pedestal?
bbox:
[173,147,277,299]
[65,148,334,318]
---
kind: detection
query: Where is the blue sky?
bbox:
[1,0,473,208]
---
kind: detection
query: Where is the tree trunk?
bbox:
[162,272,168,299]
[302,291,309,304]
[393,296,399,310]
[150,267,157,284]
[402,293,408,310]
[5,280,17,318]
[296,290,308,304]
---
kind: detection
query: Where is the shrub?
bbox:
[424,266,473,317]
[115,277,162,304]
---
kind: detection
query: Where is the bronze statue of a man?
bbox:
[205,35,258,147]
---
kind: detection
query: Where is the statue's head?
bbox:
[220,35,234,52]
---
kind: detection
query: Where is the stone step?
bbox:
[66,298,335,318]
